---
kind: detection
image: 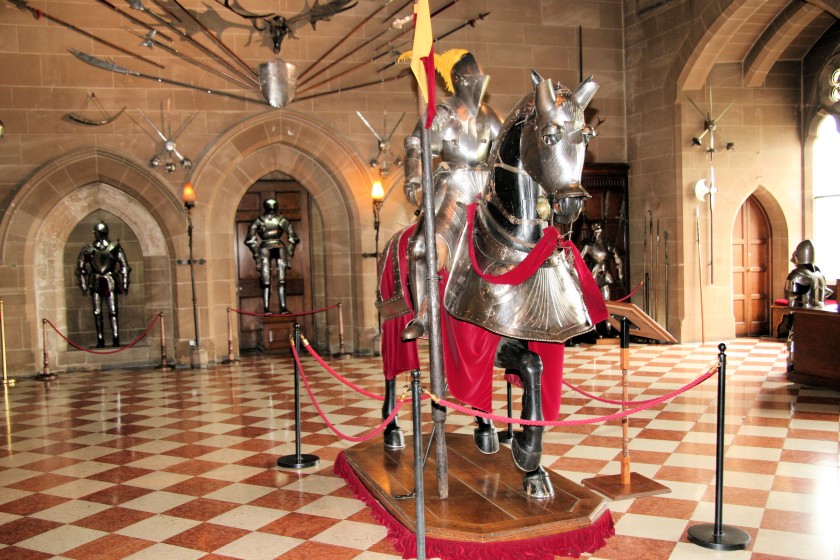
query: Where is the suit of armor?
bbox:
[245,199,299,313]
[402,50,503,340]
[76,222,131,348]
[782,239,833,370]
[579,220,623,300]
[785,240,829,308]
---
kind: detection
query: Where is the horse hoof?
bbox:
[384,428,405,449]
[473,425,499,454]
[401,319,426,341]
[511,431,542,472]
[523,467,554,499]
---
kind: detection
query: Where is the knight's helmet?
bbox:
[93,221,109,241]
[263,199,279,214]
[437,50,490,115]
[791,239,816,266]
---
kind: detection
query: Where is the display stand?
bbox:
[687,343,750,550]
[277,322,319,469]
[582,301,675,500]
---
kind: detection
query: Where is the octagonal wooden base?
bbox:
[336,434,613,559]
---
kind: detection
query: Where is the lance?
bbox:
[645,209,652,314]
[124,28,257,91]
[299,0,459,89]
[298,0,390,81]
[381,0,412,23]
[696,208,706,343]
[664,229,670,333]
[95,0,173,42]
[159,0,258,81]
[128,0,259,88]
[377,12,491,74]
[8,0,165,70]
[294,68,410,101]
[654,218,660,322]
[69,49,271,107]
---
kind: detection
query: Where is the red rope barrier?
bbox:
[230,303,339,318]
[429,365,717,427]
[562,362,718,406]
[291,339,406,442]
[615,279,645,302]
[44,315,161,355]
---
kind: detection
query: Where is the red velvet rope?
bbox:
[429,364,717,427]
[229,303,339,317]
[290,339,406,443]
[615,279,645,302]
[44,314,161,355]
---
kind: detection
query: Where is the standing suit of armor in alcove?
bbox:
[245,198,300,314]
[76,222,131,348]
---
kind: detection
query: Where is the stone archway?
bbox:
[187,109,376,355]
[0,148,185,371]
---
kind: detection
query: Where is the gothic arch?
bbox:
[187,109,375,353]
[0,147,184,368]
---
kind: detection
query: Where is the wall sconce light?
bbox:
[179,182,202,365]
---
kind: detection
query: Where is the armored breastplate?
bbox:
[435,106,498,168]
[90,243,120,275]
[444,202,595,342]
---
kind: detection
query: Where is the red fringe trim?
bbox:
[334,451,614,560]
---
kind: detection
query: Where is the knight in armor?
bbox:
[784,239,829,308]
[76,221,131,348]
[245,198,299,314]
[780,240,832,367]
[579,220,624,301]
[401,49,503,340]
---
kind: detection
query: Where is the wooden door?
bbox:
[235,180,312,352]
[732,195,771,337]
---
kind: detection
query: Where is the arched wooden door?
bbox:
[732,195,771,337]
[235,178,313,352]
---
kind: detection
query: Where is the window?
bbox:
[813,114,840,284]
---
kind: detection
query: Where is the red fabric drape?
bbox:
[380,225,419,380]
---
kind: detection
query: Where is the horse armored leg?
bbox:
[473,414,499,454]
[382,377,405,449]
[511,351,544,473]
[523,466,554,499]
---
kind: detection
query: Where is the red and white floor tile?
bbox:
[1,338,838,559]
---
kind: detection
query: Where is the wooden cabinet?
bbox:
[574,162,630,300]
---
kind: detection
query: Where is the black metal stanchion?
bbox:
[411,369,426,560]
[687,343,750,551]
[277,322,319,470]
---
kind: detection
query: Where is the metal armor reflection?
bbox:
[76,221,131,348]
[245,199,300,313]
[401,50,503,340]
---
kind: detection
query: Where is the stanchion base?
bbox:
[582,471,670,500]
[687,523,750,551]
[155,363,174,371]
[35,373,57,382]
[221,358,240,365]
[277,454,320,469]
[332,352,352,360]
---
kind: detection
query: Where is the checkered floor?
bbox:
[1,337,838,560]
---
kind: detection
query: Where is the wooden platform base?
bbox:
[582,471,670,500]
[337,433,613,558]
